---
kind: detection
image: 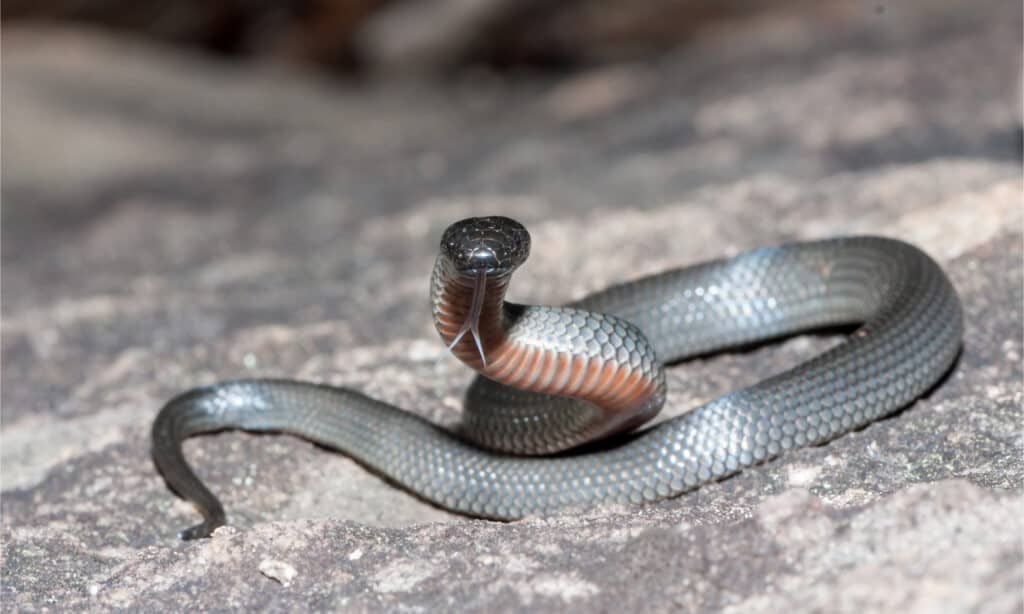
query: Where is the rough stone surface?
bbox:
[2,3,1022,612]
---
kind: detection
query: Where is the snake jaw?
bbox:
[443,268,489,366]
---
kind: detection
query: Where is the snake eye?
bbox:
[441,216,531,274]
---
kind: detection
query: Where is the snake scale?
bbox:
[152,216,963,539]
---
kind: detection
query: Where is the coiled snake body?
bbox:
[153,216,962,539]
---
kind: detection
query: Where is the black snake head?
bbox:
[441,216,531,275]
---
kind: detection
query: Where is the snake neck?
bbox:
[431,256,514,372]
[431,256,665,432]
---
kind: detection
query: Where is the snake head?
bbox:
[440,216,531,276]
[438,216,531,367]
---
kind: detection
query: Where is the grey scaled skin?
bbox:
[152,216,963,539]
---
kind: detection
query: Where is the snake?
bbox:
[152,216,963,540]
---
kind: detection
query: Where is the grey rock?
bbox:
[2,2,1021,611]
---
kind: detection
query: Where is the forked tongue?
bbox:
[442,268,488,366]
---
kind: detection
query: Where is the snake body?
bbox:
[152,216,962,539]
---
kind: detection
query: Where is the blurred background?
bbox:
[2,0,1019,406]
[3,0,851,75]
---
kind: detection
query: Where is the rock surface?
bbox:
[2,2,1022,612]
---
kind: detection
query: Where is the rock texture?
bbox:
[2,2,1021,612]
